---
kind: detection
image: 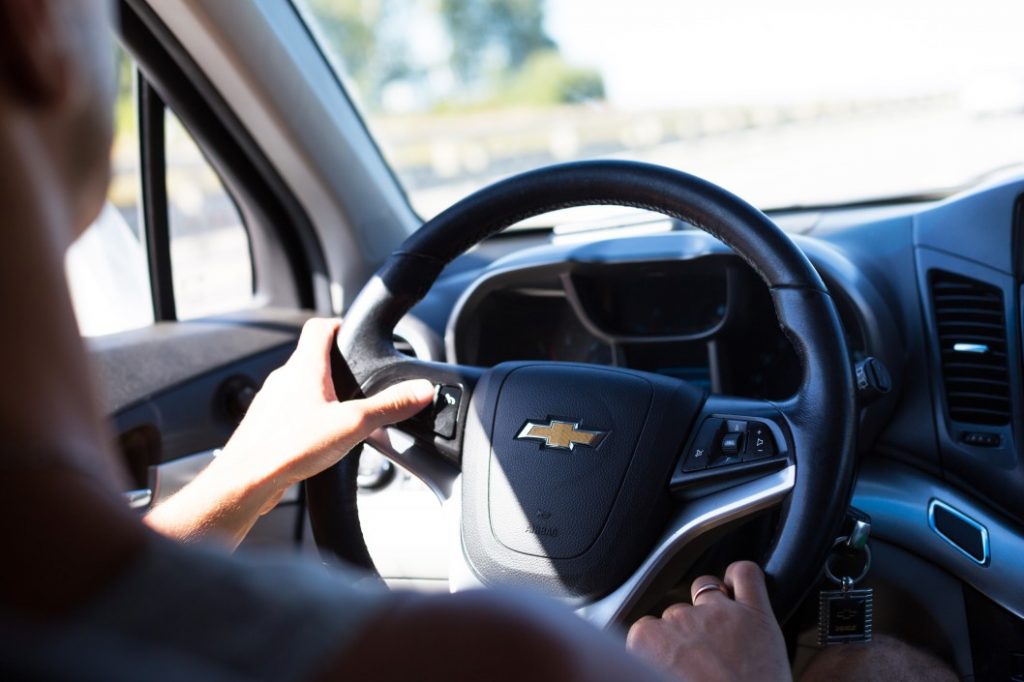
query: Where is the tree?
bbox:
[440,0,556,85]
[307,0,604,111]
[306,0,376,85]
[306,0,413,109]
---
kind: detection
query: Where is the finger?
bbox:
[625,615,665,653]
[341,379,436,434]
[292,318,341,370]
[690,574,730,605]
[723,560,773,613]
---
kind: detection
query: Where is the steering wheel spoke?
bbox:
[579,462,796,628]
[360,356,482,482]
[364,427,460,501]
[569,392,799,627]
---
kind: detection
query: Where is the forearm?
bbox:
[144,454,284,549]
[143,320,433,550]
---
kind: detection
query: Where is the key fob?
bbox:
[818,587,873,645]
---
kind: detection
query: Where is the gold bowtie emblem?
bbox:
[516,419,607,450]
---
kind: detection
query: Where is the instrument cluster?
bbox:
[449,251,851,400]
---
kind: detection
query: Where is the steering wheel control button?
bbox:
[432,385,462,439]
[407,384,462,439]
[708,451,741,469]
[700,418,748,467]
[682,418,724,472]
[745,423,776,460]
[725,419,748,435]
[681,446,710,472]
[720,431,743,456]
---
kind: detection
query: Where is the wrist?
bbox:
[205,448,287,509]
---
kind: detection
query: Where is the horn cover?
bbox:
[461,362,704,600]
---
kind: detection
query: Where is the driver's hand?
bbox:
[145,318,434,547]
[219,318,435,498]
[626,561,791,682]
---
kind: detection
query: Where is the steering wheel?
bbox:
[308,160,856,626]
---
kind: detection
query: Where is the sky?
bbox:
[544,0,1024,108]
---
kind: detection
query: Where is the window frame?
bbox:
[137,77,176,321]
[117,0,332,320]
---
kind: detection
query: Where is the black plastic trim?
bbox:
[137,78,175,321]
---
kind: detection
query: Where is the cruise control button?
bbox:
[745,423,776,460]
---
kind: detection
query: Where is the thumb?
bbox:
[343,379,437,434]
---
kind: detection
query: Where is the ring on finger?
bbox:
[692,582,731,603]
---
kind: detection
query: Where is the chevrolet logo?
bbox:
[516,419,607,451]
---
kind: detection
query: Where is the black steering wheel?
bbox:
[308,160,856,626]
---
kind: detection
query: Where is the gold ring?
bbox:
[692,582,730,603]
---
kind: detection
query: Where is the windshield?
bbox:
[299,0,1024,219]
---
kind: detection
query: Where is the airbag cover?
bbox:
[488,365,653,558]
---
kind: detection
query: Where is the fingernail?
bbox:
[409,379,437,401]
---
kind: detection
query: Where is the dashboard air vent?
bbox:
[929,270,1010,426]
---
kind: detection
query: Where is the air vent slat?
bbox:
[940,339,1006,349]
[945,377,1010,389]
[930,270,1011,427]
[951,408,1012,422]
[936,321,1005,333]
[943,348,1006,359]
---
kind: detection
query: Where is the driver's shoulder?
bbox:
[43,535,391,680]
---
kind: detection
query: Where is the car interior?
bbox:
[75,0,1024,678]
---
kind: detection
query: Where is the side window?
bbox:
[165,111,253,320]
[67,49,254,336]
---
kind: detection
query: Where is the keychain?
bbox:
[818,516,874,645]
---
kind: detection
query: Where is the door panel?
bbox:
[91,310,310,550]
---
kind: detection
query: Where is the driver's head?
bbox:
[0,0,115,238]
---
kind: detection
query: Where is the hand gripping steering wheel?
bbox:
[308,160,856,626]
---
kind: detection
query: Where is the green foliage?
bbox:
[503,50,605,105]
[440,0,555,83]
[306,0,604,112]
[306,0,375,76]
[440,50,604,110]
